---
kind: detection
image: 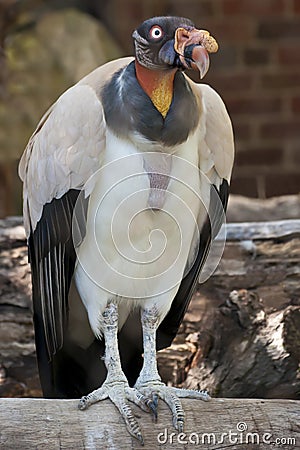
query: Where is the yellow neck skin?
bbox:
[135,61,177,118]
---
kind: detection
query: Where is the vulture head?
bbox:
[132,16,218,79]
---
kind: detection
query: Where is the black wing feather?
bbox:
[28,189,88,396]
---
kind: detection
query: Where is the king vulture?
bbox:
[19,16,234,442]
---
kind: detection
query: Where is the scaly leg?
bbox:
[78,302,151,443]
[134,305,210,432]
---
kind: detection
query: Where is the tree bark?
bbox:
[0,397,298,449]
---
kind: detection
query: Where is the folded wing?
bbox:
[158,82,234,347]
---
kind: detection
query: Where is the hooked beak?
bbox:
[174,27,218,79]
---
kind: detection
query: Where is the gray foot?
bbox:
[79,380,153,444]
[134,379,210,432]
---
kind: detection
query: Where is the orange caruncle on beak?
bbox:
[174,27,218,79]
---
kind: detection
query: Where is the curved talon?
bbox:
[162,391,185,431]
[119,402,144,444]
[135,382,209,433]
[137,434,144,446]
[78,386,108,410]
[149,393,159,421]
[177,419,184,433]
[78,382,150,443]
[78,396,88,410]
[152,392,159,407]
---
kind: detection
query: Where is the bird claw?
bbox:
[78,395,90,411]
[78,380,153,444]
[78,379,210,441]
[134,380,210,432]
[147,393,159,421]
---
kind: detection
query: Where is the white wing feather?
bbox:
[19,84,106,236]
[184,81,234,277]
[198,83,234,185]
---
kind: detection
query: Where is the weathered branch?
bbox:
[0,398,299,449]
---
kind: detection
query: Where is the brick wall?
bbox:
[101,0,300,198]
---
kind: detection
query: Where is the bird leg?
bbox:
[78,302,151,444]
[134,305,210,432]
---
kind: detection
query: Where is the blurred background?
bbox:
[0,0,299,217]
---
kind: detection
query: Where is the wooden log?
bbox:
[227,194,300,223]
[222,218,300,240]
[0,397,299,449]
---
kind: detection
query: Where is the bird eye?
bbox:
[149,25,163,40]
